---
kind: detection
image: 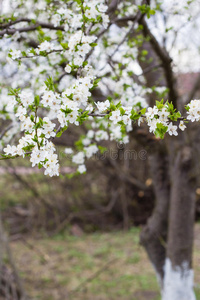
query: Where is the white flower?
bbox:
[146,106,158,119]
[122,114,131,126]
[65,65,72,73]
[87,130,95,139]
[74,56,84,66]
[82,138,91,146]
[85,7,97,19]
[42,117,56,138]
[41,91,56,107]
[51,14,61,27]
[110,126,122,140]
[36,41,55,54]
[84,144,98,158]
[57,8,71,18]
[77,43,91,57]
[187,99,200,122]
[95,130,109,141]
[19,90,34,107]
[21,117,34,133]
[187,111,197,122]
[15,106,27,119]
[158,107,169,122]
[148,119,158,133]
[11,50,21,60]
[138,116,144,126]
[86,104,93,113]
[30,149,47,167]
[65,148,73,154]
[155,86,167,94]
[48,153,58,165]
[109,110,122,124]
[97,3,107,12]
[78,164,86,174]
[72,152,85,164]
[4,145,18,156]
[179,121,186,131]
[102,14,109,28]
[96,100,110,112]
[167,123,178,136]
[6,96,17,111]
[44,160,59,177]
[122,135,129,144]
[57,111,67,127]
[66,110,78,124]
[43,141,56,154]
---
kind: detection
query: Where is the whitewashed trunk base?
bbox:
[162,258,196,300]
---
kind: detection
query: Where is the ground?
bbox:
[8,225,200,300]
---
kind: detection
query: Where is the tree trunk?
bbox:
[135,13,197,298]
[140,139,197,299]
[162,145,196,300]
[140,147,170,285]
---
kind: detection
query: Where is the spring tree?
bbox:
[1,0,200,299]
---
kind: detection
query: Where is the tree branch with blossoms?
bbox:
[0,0,200,177]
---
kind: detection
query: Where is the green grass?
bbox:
[9,225,200,300]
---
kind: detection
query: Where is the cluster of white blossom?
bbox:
[1,0,200,177]
[51,0,109,30]
[186,99,200,122]
[3,89,60,176]
[145,103,186,137]
[1,0,111,176]
[65,143,99,173]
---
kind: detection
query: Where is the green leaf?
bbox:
[56,125,68,138]
[44,77,55,91]
[140,108,146,115]
[98,145,107,154]
[90,43,98,47]
[38,162,43,169]
[154,123,168,139]
[130,108,139,120]
[90,78,101,91]
[30,115,34,122]
[77,111,89,125]
[39,117,43,126]
[56,131,62,137]
[120,107,125,115]
[185,105,190,112]
[156,99,164,109]
[34,95,40,106]
[61,42,69,50]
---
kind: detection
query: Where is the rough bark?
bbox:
[167,145,196,267]
[140,148,170,284]
[161,143,197,300]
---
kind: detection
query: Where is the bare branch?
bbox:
[139,18,179,108]
[0,15,138,38]
[16,49,63,60]
[0,21,64,37]
[187,73,200,103]
[0,124,13,140]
